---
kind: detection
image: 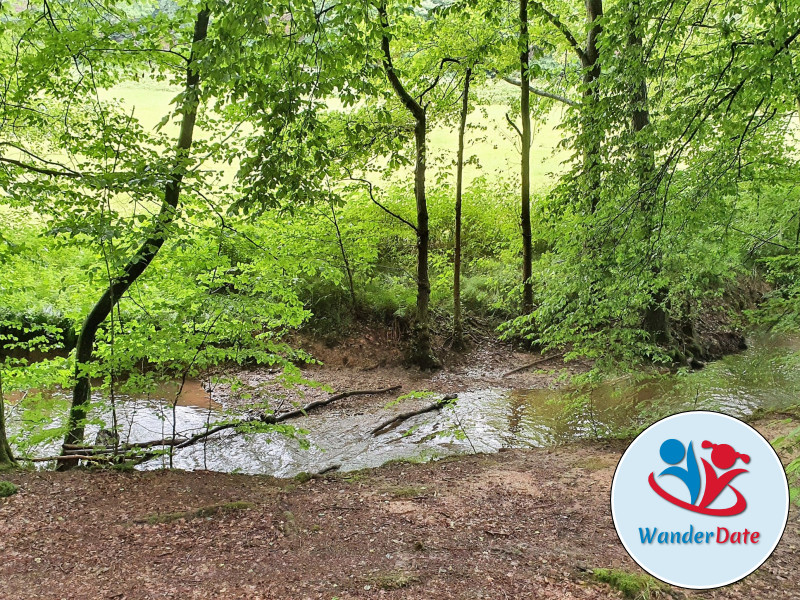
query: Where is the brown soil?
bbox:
[212,324,590,413]
[1,418,797,600]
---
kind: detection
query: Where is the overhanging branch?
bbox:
[502,76,577,106]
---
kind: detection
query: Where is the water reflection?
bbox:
[10,332,800,477]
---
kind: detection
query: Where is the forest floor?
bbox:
[4,323,798,600]
[1,416,798,600]
[210,322,594,412]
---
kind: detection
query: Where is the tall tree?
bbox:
[528,0,603,211]
[377,1,439,369]
[60,7,211,468]
[625,0,668,345]
[519,0,534,313]
[452,65,472,348]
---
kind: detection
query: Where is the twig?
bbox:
[502,352,565,377]
[371,394,457,436]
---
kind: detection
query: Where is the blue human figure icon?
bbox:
[658,439,701,505]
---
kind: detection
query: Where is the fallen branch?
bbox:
[38,385,404,465]
[371,394,457,436]
[174,384,403,450]
[274,385,402,421]
[63,438,187,452]
[502,352,565,377]
[23,454,115,463]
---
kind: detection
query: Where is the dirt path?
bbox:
[2,419,798,600]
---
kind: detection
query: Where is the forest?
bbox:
[1,0,800,597]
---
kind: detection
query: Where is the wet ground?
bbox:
[6,331,800,477]
[2,419,798,600]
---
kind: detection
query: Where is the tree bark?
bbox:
[59,8,210,470]
[378,2,438,369]
[453,67,471,349]
[628,1,669,345]
[582,0,603,213]
[0,375,16,470]
[520,0,534,313]
[528,0,603,212]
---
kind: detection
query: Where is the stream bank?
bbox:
[8,330,800,477]
[1,416,798,600]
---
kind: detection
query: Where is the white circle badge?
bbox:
[611,411,789,589]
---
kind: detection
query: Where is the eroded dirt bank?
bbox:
[1,418,798,600]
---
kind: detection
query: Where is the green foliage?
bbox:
[0,481,18,497]
[593,568,668,599]
[1,0,800,474]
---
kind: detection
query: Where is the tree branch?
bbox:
[174,385,403,450]
[0,156,82,178]
[345,170,418,232]
[371,393,457,435]
[502,76,577,106]
[527,0,587,63]
[378,2,425,121]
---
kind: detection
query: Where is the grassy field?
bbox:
[105,80,570,191]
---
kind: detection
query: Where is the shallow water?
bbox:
[10,332,800,477]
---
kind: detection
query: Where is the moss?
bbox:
[0,480,18,498]
[365,570,420,590]
[293,471,313,483]
[593,568,668,599]
[386,485,427,498]
[573,456,616,471]
[139,501,253,524]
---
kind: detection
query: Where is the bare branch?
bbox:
[502,76,577,106]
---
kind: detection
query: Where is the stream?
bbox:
[9,332,800,477]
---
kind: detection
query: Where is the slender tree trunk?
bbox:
[520,0,534,314]
[58,9,210,470]
[412,108,437,367]
[629,1,654,182]
[0,373,16,470]
[379,2,438,369]
[628,1,669,345]
[330,200,356,311]
[453,67,471,349]
[794,98,800,249]
[582,0,603,213]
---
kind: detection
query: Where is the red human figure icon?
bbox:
[698,441,750,510]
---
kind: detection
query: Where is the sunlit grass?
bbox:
[103,79,569,191]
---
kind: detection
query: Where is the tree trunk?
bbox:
[330,199,356,311]
[520,0,534,313]
[453,67,471,349]
[582,0,603,213]
[628,1,669,345]
[0,375,16,470]
[58,9,210,470]
[379,2,438,369]
[628,0,654,184]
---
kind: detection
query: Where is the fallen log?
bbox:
[23,454,115,463]
[35,385,403,466]
[63,438,188,452]
[501,352,565,377]
[175,384,403,450]
[371,394,457,436]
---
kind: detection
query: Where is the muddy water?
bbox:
[12,333,800,477]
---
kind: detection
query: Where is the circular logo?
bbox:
[611,411,789,589]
